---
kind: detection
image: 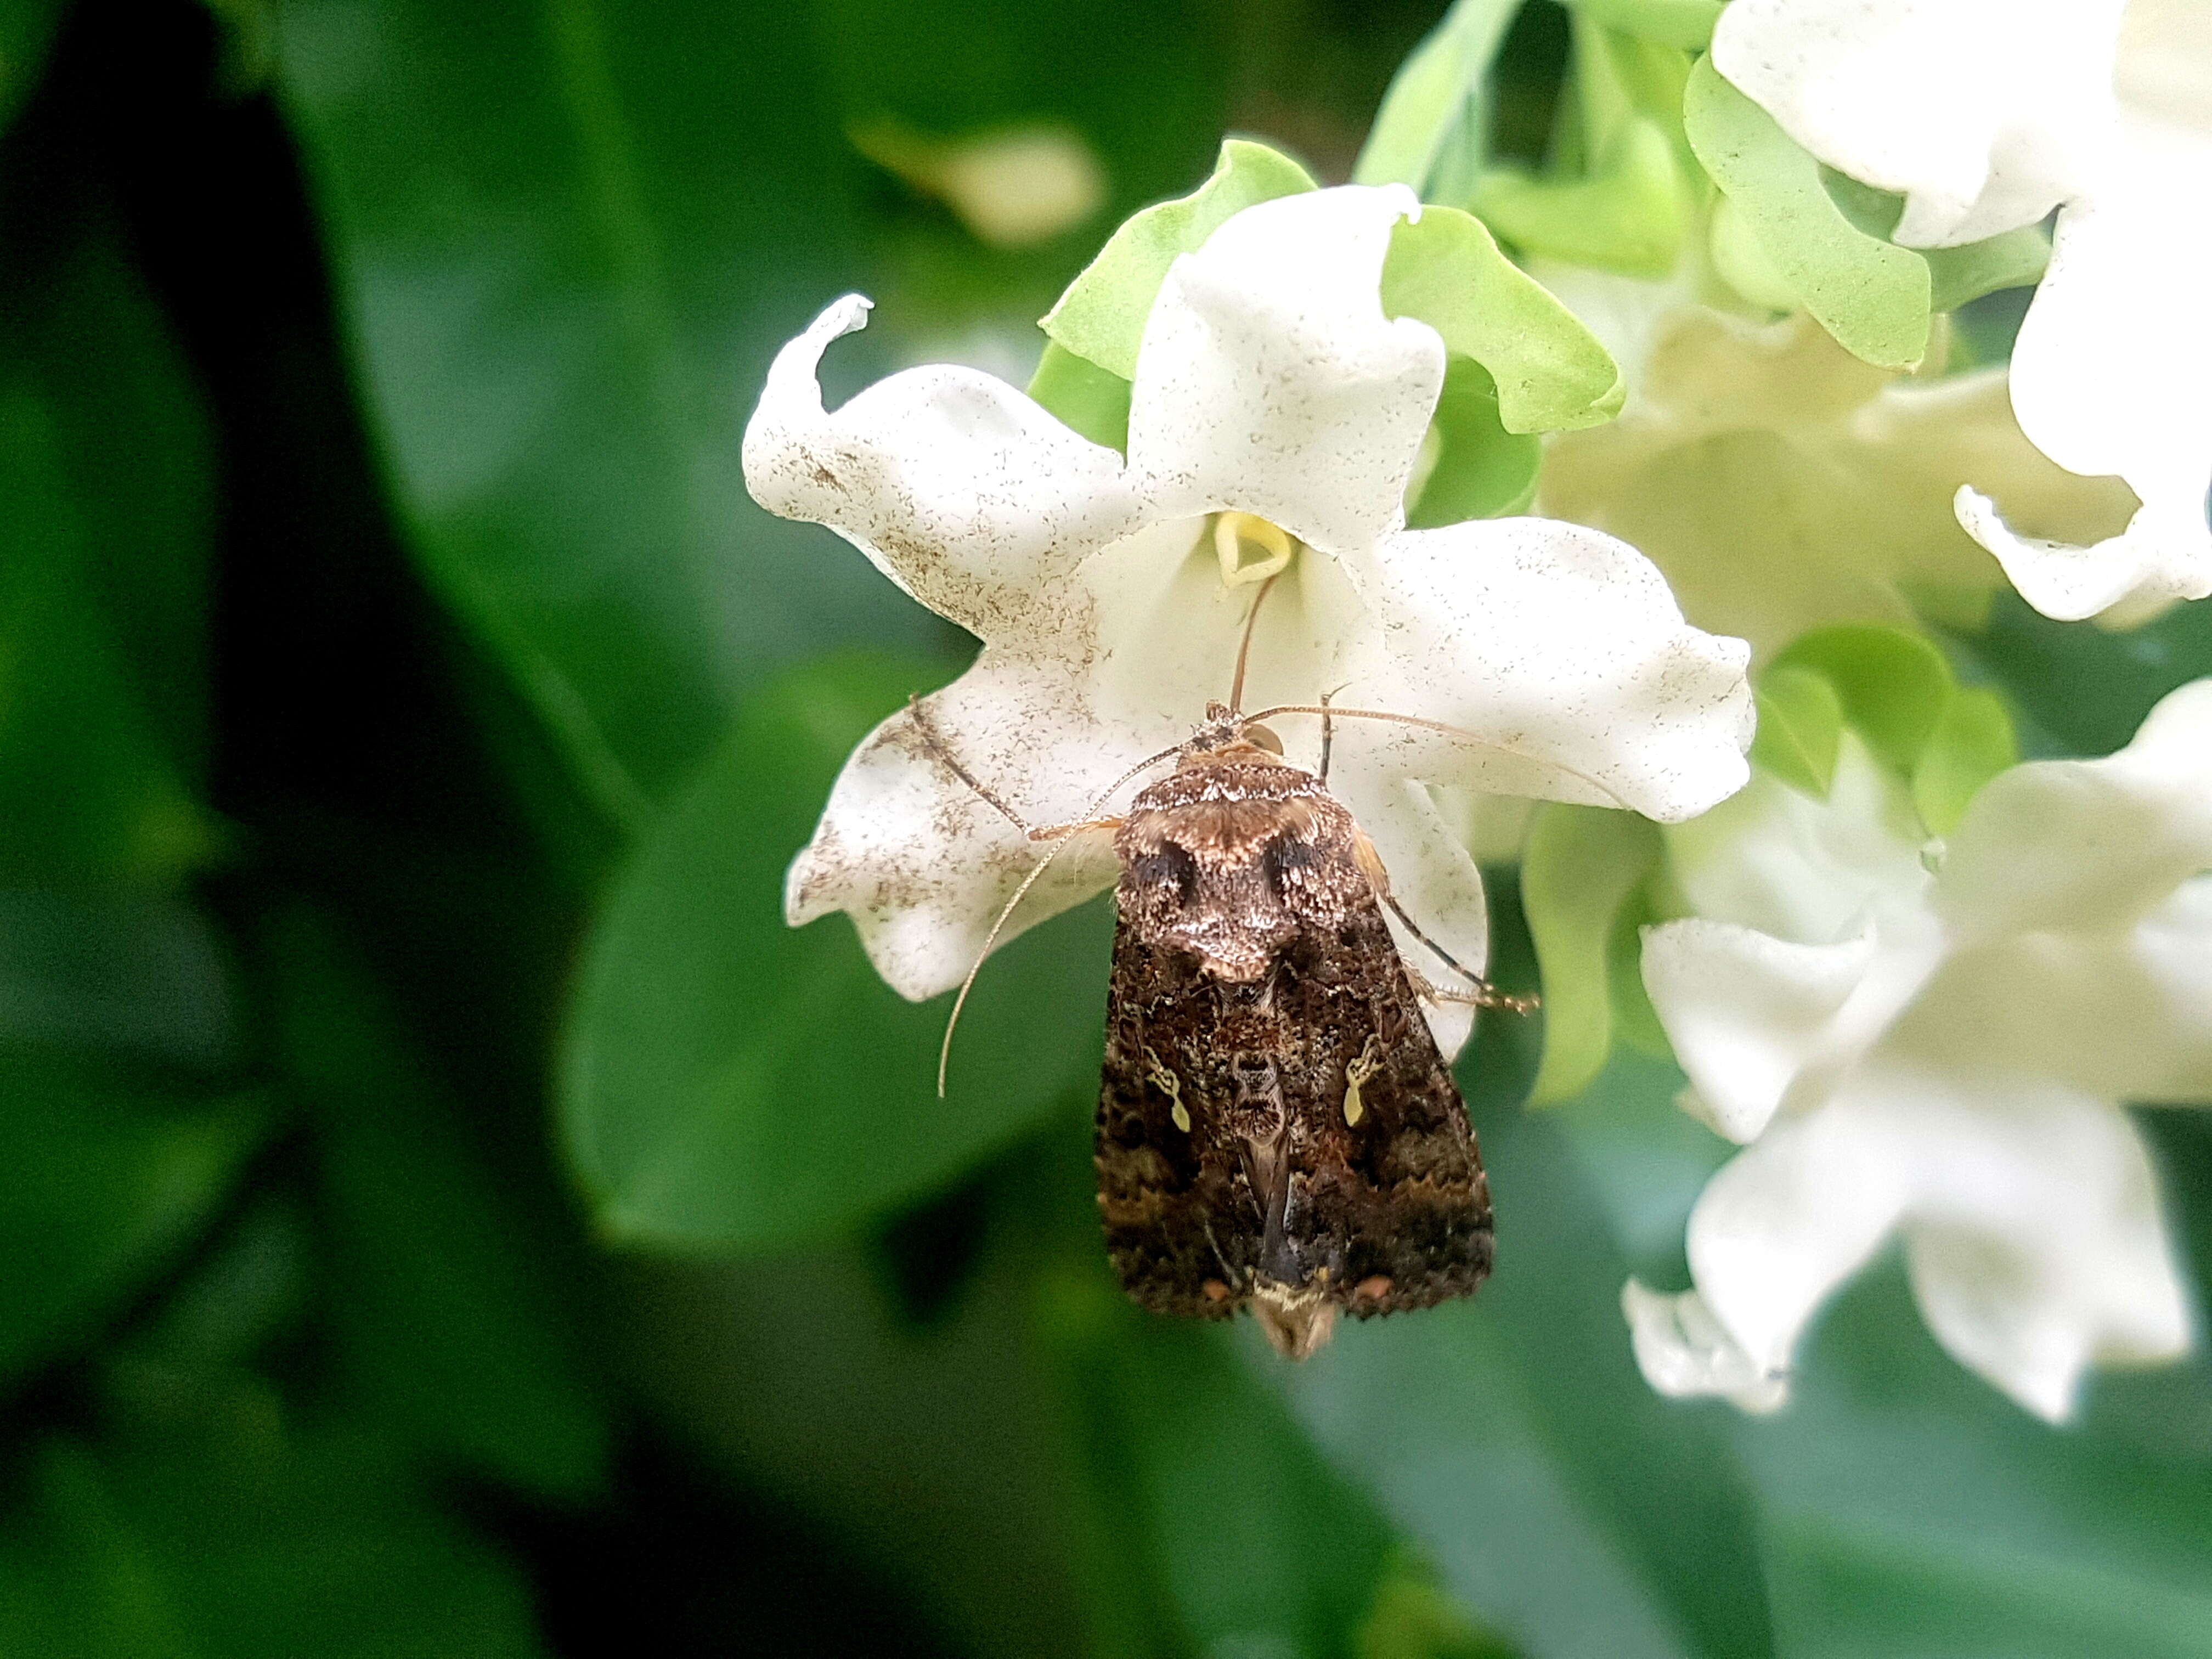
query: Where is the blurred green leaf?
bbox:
[0,0,64,133]
[0,890,235,1069]
[1382,206,1624,431]
[1406,357,1543,527]
[265,909,610,1501]
[1684,57,1929,370]
[563,651,1113,1252]
[1770,625,1951,779]
[0,220,221,882]
[1749,665,1844,799]
[1041,138,1315,381]
[1911,685,2017,838]
[273,0,939,824]
[1943,588,2212,759]
[1035,1262,1408,1659]
[1554,0,1720,51]
[1279,1056,1774,1659]
[0,1427,546,1658]
[0,1053,266,1390]
[1353,0,1521,198]
[1522,805,1662,1106]
[1475,116,1687,277]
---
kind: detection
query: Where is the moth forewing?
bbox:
[1092,721,1498,1358]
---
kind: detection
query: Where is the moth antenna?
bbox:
[1227,572,1281,715]
[936,738,1188,1097]
[1240,703,1618,804]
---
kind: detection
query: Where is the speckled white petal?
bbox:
[1893,876,2212,1110]
[1328,761,1489,1060]
[1325,519,1754,822]
[1711,0,2120,248]
[1126,188,1445,556]
[1641,920,1876,1142]
[1897,1077,2191,1421]
[1935,679,2212,940]
[1661,737,1932,946]
[1685,1083,1912,1384]
[1621,1282,1791,1412]
[743,294,1145,640]
[1955,488,2208,623]
[783,651,1150,1000]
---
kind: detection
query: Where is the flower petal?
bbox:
[1684,1076,1913,1384]
[1892,874,2212,1105]
[1126,187,1446,555]
[1621,1281,1791,1412]
[1711,0,2121,249]
[1324,518,1754,822]
[1327,762,1489,1059]
[1640,919,1876,1143]
[1898,1077,2191,1421]
[743,295,1145,640]
[1935,679,2212,940]
[784,651,1147,1000]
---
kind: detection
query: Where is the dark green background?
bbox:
[3,0,2209,1653]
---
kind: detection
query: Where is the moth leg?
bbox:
[1407,966,1539,1014]
[905,694,1032,833]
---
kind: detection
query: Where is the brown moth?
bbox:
[1090,699,1519,1358]
[929,600,1529,1359]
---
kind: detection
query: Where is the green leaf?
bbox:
[0,1053,266,1389]
[0,890,236,1069]
[1683,57,1931,370]
[266,909,610,1501]
[1522,806,1663,1106]
[1770,624,1953,778]
[1911,686,2017,837]
[562,651,1113,1252]
[1942,587,2212,759]
[273,0,944,823]
[1278,1054,1774,1659]
[1381,206,1625,432]
[1406,357,1543,527]
[1475,116,1688,278]
[1026,339,1132,453]
[0,1429,546,1658]
[1555,0,1721,50]
[1040,138,1316,380]
[1352,0,1522,196]
[0,0,63,135]
[1750,664,1845,798]
[1924,224,2050,314]
[1035,1262,1406,1659]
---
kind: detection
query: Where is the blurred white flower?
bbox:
[744,186,1754,1057]
[1535,291,2137,659]
[1627,680,2212,1420]
[1712,0,2212,622]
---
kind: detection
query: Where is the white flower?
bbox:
[1628,681,2212,1420]
[1711,0,2212,622]
[1534,290,2137,659]
[743,186,1754,1057]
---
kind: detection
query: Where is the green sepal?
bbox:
[1523,804,1664,1106]
[1474,117,1689,277]
[1684,56,1931,369]
[1912,685,2018,837]
[1923,224,2050,314]
[1352,0,1521,197]
[1404,357,1543,527]
[1382,206,1626,431]
[1039,139,1316,381]
[1750,663,1846,798]
[1770,624,1952,778]
[1555,0,1722,50]
[1026,341,1132,454]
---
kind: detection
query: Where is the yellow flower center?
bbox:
[1212,511,1296,587]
